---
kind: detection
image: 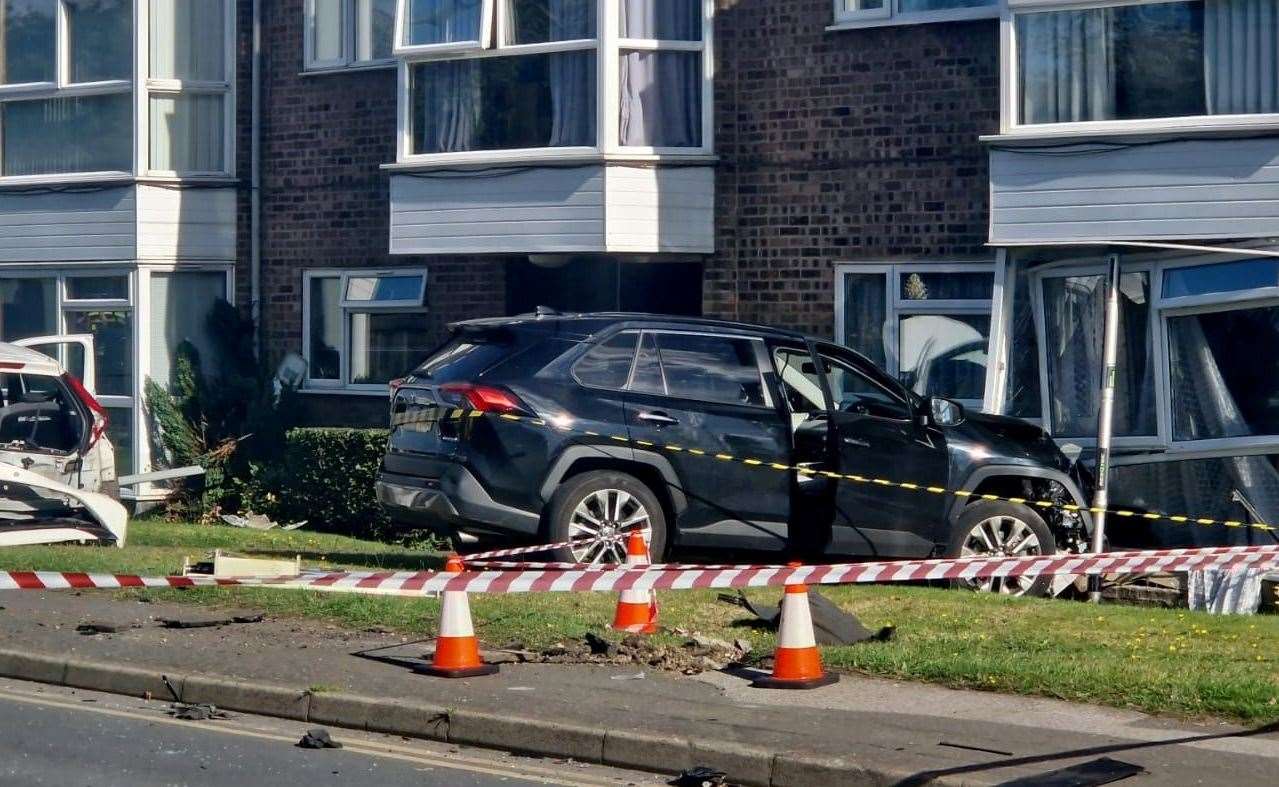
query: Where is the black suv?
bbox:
[377,313,1093,594]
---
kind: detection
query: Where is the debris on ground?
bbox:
[670,766,728,786]
[720,589,895,646]
[75,621,132,636]
[468,632,750,675]
[167,703,232,721]
[157,612,266,629]
[220,512,307,531]
[297,728,343,749]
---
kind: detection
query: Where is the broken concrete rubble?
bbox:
[466,630,751,675]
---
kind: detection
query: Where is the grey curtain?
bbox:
[620,0,700,39]
[619,51,701,147]
[415,61,480,153]
[1205,0,1279,115]
[408,0,483,45]
[841,273,888,370]
[1018,10,1116,124]
[549,0,595,146]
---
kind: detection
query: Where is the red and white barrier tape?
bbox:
[461,560,778,572]
[6,545,1275,596]
[460,537,602,560]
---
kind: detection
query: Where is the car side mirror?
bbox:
[929,396,965,427]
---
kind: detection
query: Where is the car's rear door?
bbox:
[623,329,793,552]
[817,343,949,557]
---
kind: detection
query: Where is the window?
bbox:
[820,348,912,421]
[836,263,994,407]
[147,0,233,176]
[148,271,228,389]
[306,0,397,70]
[0,0,132,177]
[655,332,767,407]
[833,0,998,28]
[394,0,713,164]
[304,270,432,390]
[573,331,638,390]
[1013,0,1279,129]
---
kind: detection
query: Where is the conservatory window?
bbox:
[1013,0,1279,128]
[304,270,433,389]
[833,0,998,28]
[619,0,706,149]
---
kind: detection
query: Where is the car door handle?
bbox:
[637,411,679,426]
[843,436,871,448]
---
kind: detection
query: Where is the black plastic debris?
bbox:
[999,757,1145,787]
[669,766,728,787]
[167,703,231,721]
[75,622,127,636]
[298,728,344,749]
[721,589,895,646]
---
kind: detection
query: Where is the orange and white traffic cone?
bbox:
[752,564,838,689]
[416,555,499,678]
[610,530,658,634]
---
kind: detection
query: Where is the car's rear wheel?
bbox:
[945,500,1055,597]
[547,470,667,565]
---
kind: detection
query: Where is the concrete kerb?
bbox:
[0,647,915,786]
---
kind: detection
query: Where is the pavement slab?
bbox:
[0,589,1276,785]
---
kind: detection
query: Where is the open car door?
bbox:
[14,334,96,394]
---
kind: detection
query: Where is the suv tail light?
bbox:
[63,372,109,448]
[439,383,529,415]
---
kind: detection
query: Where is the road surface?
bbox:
[0,677,659,787]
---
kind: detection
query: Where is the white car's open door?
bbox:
[13,334,96,394]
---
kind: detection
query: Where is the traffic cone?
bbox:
[610,530,658,634]
[416,555,499,678]
[752,564,838,689]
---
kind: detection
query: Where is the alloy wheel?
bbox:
[958,515,1044,596]
[567,488,652,565]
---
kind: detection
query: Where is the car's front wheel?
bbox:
[945,500,1056,597]
[546,470,667,565]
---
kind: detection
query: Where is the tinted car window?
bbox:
[413,335,511,382]
[655,333,766,407]
[631,332,665,395]
[573,332,637,390]
[821,351,911,420]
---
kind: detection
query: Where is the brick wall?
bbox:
[709,2,1000,337]
[254,0,507,424]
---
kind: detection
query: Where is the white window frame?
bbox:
[302,268,430,394]
[392,0,715,168]
[141,0,237,178]
[305,0,399,72]
[0,0,136,182]
[831,0,1001,31]
[834,261,996,410]
[999,0,1279,138]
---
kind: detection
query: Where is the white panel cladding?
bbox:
[990,137,1279,244]
[391,166,607,255]
[0,186,137,262]
[135,185,238,261]
[390,164,714,255]
[605,165,715,253]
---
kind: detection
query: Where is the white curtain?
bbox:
[413,61,480,152]
[151,0,224,80]
[1018,10,1116,124]
[150,94,225,172]
[620,0,700,39]
[1205,0,1279,115]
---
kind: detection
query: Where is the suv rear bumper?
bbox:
[375,465,541,539]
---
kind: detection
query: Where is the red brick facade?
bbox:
[248,1,998,424]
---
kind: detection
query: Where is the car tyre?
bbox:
[945,500,1056,597]
[547,470,667,565]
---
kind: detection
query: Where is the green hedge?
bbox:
[239,428,391,540]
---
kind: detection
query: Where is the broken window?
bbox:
[1169,305,1279,442]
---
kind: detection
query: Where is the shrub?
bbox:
[239,428,391,540]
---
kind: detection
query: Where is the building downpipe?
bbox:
[250,0,263,359]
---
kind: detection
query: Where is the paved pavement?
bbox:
[1,590,1278,785]
[0,677,658,787]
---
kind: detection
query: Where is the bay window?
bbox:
[306,0,398,70]
[834,0,998,28]
[0,0,132,177]
[394,0,712,164]
[303,270,433,390]
[836,263,995,407]
[1010,0,1279,129]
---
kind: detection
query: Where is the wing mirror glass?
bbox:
[929,396,965,427]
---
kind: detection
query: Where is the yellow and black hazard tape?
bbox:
[391,407,1277,535]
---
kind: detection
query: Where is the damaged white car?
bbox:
[0,337,127,548]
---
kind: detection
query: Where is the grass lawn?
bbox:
[0,519,1276,724]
